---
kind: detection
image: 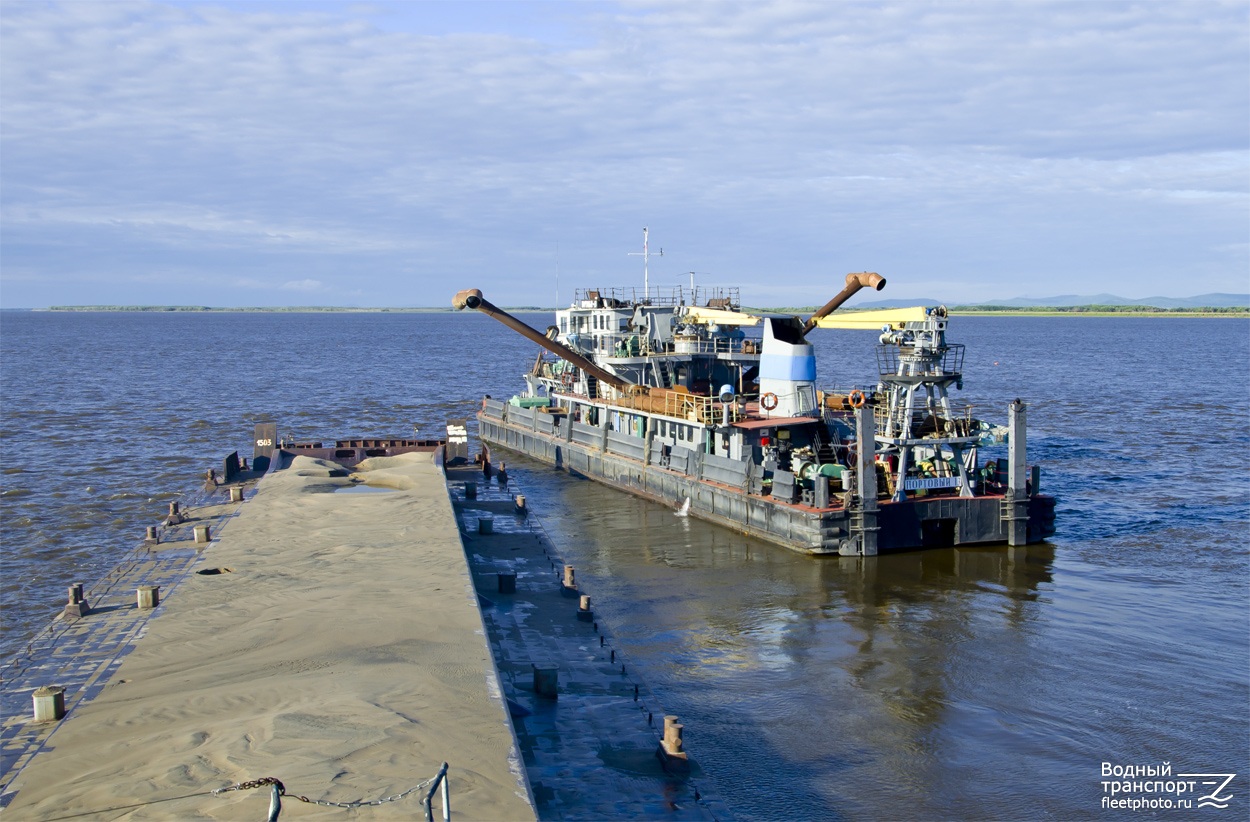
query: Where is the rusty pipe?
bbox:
[452,288,639,395]
[801,272,887,336]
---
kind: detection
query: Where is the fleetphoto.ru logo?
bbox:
[1101,762,1237,811]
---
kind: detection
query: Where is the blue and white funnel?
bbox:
[759,317,818,418]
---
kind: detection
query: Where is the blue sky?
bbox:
[1,0,1247,308]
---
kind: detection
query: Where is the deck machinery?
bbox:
[453,273,1055,555]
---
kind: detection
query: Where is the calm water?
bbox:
[2,310,1248,819]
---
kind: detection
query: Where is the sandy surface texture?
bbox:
[5,454,534,821]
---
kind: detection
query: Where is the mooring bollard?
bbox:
[661,715,688,762]
[478,516,494,535]
[577,594,593,622]
[167,501,184,525]
[136,585,160,609]
[497,571,517,594]
[32,686,65,722]
[145,525,159,544]
[193,523,211,544]
[464,481,477,499]
[532,663,558,700]
[514,494,527,515]
[560,565,578,598]
[229,486,243,503]
[63,584,90,617]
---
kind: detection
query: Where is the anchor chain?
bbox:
[214,775,435,808]
[214,777,285,795]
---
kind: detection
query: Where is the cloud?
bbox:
[280,278,325,292]
[1,0,1246,307]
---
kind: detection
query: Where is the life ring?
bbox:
[848,389,866,408]
[760,392,779,411]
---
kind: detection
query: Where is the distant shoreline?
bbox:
[13,305,1246,317]
[950,308,1248,318]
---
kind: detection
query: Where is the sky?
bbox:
[1,0,1247,308]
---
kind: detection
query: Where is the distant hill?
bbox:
[855,298,944,308]
[859,293,1249,309]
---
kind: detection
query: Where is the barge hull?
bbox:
[479,405,1055,556]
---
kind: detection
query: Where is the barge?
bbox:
[454,260,1055,556]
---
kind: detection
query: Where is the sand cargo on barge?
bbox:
[455,256,1056,556]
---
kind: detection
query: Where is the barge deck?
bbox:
[2,449,533,820]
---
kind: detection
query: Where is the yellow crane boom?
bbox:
[812,306,930,330]
[678,304,931,331]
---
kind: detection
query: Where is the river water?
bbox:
[2,310,1247,819]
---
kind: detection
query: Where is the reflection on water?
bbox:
[513,451,1243,820]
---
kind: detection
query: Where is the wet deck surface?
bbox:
[0,483,251,808]
[449,464,727,820]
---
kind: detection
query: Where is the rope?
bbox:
[38,790,219,821]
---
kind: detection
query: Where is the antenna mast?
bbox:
[683,271,708,304]
[627,227,663,300]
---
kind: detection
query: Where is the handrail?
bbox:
[612,390,745,426]
[580,332,759,358]
[550,389,745,427]
[423,762,451,822]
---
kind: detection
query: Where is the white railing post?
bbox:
[441,763,451,822]
[266,782,281,821]
[424,762,450,822]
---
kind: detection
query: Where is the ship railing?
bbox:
[873,399,986,439]
[608,390,744,426]
[668,335,757,355]
[875,343,965,378]
[590,332,758,358]
[574,286,740,309]
[662,393,741,426]
[818,386,879,419]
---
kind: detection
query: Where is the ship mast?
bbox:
[628,227,663,300]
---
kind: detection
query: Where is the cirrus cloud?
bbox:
[1,0,1246,307]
